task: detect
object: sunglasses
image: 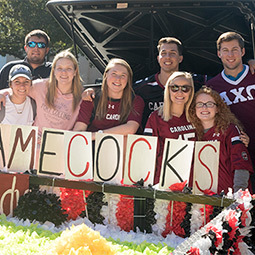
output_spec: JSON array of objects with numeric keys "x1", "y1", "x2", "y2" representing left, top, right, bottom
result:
[
  {"x1": 27, "y1": 41, "x2": 46, "y2": 49},
  {"x1": 195, "y1": 101, "x2": 217, "y2": 108},
  {"x1": 169, "y1": 84, "x2": 192, "y2": 93}
]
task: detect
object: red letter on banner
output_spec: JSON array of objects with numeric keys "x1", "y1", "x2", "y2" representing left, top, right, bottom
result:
[
  {"x1": 193, "y1": 141, "x2": 219, "y2": 194},
  {"x1": 64, "y1": 131, "x2": 93, "y2": 180},
  {"x1": 123, "y1": 134, "x2": 157, "y2": 186}
]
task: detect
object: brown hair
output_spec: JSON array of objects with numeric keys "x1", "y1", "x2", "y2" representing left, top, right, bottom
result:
[
  {"x1": 157, "y1": 37, "x2": 183, "y2": 55},
  {"x1": 189, "y1": 86, "x2": 243, "y2": 140},
  {"x1": 95, "y1": 58, "x2": 134, "y2": 123},
  {"x1": 46, "y1": 50, "x2": 83, "y2": 112},
  {"x1": 216, "y1": 32, "x2": 244, "y2": 51},
  {"x1": 24, "y1": 29, "x2": 50, "y2": 47},
  {"x1": 158, "y1": 71, "x2": 194, "y2": 121}
]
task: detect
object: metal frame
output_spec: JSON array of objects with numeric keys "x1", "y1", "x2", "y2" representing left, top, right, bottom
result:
[
  {"x1": 47, "y1": 0, "x2": 255, "y2": 79},
  {"x1": 29, "y1": 174, "x2": 234, "y2": 207}
]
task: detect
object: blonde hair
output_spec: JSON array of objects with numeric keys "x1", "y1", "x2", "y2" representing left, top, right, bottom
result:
[
  {"x1": 189, "y1": 86, "x2": 243, "y2": 140},
  {"x1": 158, "y1": 71, "x2": 194, "y2": 122},
  {"x1": 46, "y1": 50, "x2": 83, "y2": 112},
  {"x1": 96, "y1": 58, "x2": 135, "y2": 123}
]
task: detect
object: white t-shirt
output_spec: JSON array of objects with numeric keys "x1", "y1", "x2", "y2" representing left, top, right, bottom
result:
[{"x1": 1, "y1": 95, "x2": 34, "y2": 125}]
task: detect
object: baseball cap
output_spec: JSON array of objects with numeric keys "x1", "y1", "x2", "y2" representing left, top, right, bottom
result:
[{"x1": 9, "y1": 64, "x2": 32, "y2": 81}]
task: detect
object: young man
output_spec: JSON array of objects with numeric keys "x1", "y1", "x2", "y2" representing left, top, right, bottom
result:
[
  {"x1": 0, "y1": 29, "x2": 52, "y2": 89},
  {"x1": 206, "y1": 32, "x2": 255, "y2": 193},
  {"x1": 133, "y1": 37, "x2": 183, "y2": 129}
]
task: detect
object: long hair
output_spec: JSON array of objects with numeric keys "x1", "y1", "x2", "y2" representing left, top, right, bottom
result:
[
  {"x1": 158, "y1": 71, "x2": 194, "y2": 122},
  {"x1": 189, "y1": 86, "x2": 243, "y2": 140},
  {"x1": 96, "y1": 58, "x2": 134, "y2": 123},
  {"x1": 46, "y1": 50, "x2": 83, "y2": 112}
]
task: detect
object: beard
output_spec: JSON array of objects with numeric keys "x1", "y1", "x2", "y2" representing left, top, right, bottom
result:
[{"x1": 28, "y1": 56, "x2": 45, "y2": 65}]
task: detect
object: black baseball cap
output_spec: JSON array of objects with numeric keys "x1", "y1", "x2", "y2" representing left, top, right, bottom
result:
[{"x1": 9, "y1": 64, "x2": 32, "y2": 81}]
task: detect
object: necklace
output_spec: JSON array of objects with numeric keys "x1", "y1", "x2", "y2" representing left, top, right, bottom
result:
[{"x1": 12, "y1": 99, "x2": 27, "y2": 114}]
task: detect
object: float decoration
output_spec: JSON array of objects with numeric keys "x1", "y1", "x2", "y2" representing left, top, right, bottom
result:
[{"x1": 13, "y1": 187, "x2": 67, "y2": 227}]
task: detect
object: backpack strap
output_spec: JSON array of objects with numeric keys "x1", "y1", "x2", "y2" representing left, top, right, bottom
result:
[
  {"x1": 29, "y1": 98, "x2": 37, "y2": 120},
  {"x1": 0, "y1": 103, "x2": 6, "y2": 123}
]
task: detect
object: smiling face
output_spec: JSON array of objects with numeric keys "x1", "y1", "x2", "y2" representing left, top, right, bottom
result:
[
  {"x1": 24, "y1": 36, "x2": 49, "y2": 66},
  {"x1": 10, "y1": 77, "x2": 31, "y2": 103},
  {"x1": 106, "y1": 64, "x2": 129, "y2": 99},
  {"x1": 157, "y1": 43, "x2": 183, "y2": 74},
  {"x1": 169, "y1": 76, "x2": 192, "y2": 107},
  {"x1": 217, "y1": 39, "x2": 245, "y2": 75},
  {"x1": 54, "y1": 58, "x2": 77, "y2": 87},
  {"x1": 195, "y1": 93, "x2": 218, "y2": 129}
]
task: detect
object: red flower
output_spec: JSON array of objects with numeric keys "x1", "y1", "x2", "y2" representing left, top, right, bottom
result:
[
  {"x1": 187, "y1": 247, "x2": 200, "y2": 254},
  {"x1": 60, "y1": 187, "x2": 92, "y2": 220},
  {"x1": 162, "y1": 200, "x2": 187, "y2": 237},
  {"x1": 169, "y1": 180, "x2": 187, "y2": 192},
  {"x1": 116, "y1": 194, "x2": 134, "y2": 231}
]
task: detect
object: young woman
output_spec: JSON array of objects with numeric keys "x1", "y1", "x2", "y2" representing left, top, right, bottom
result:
[
  {"x1": 0, "y1": 64, "x2": 35, "y2": 125},
  {"x1": 73, "y1": 58, "x2": 144, "y2": 138},
  {"x1": 144, "y1": 71, "x2": 196, "y2": 184},
  {"x1": 189, "y1": 86, "x2": 253, "y2": 194},
  {"x1": 29, "y1": 50, "x2": 83, "y2": 137}
]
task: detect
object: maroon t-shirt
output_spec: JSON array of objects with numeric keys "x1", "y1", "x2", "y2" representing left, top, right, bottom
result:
[
  {"x1": 200, "y1": 124, "x2": 253, "y2": 194},
  {"x1": 77, "y1": 95, "x2": 144, "y2": 132},
  {"x1": 144, "y1": 111, "x2": 196, "y2": 184},
  {"x1": 207, "y1": 65, "x2": 255, "y2": 167}
]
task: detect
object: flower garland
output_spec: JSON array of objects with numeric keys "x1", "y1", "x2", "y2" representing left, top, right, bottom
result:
[
  {"x1": 48, "y1": 223, "x2": 116, "y2": 255},
  {"x1": 158, "y1": 182, "x2": 192, "y2": 238},
  {"x1": 14, "y1": 187, "x2": 67, "y2": 227},
  {"x1": 116, "y1": 193, "x2": 134, "y2": 231},
  {"x1": 174, "y1": 189, "x2": 255, "y2": 254},
  {"x1": 60, "y1": 188, "x2": 91, "y2": 220}
]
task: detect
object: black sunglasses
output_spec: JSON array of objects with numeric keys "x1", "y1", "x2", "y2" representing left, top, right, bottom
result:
[
  {"x1": 27, "y1": 41, "x2": 46, "y2": 49},
  {"x1": 169, "y1": 84, "x2": 192, "y2": 93}
]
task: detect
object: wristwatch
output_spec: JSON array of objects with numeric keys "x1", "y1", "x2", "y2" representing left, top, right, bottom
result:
[{"x1": 98, "y1": 130, "x2": 104, "y2": 133}]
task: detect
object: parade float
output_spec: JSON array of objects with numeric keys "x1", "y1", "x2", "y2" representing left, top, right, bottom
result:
[
  {"x1": 0, "y1": 124, "x2": 254, "y2": 254},
  {"x1": 0, "y1": 1, "x2": 255, "y2": 253}
]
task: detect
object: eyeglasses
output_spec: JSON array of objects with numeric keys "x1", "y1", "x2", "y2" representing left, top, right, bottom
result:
[
  {"x1": 195, "y1": 101, "x2": 217, "y2": 108},
  {"x1": 169, "y1": 84, "x2": 192, "y2": 93},
  {"x1": 27, "y1": 41, "x2": 46, "y2": 49}
]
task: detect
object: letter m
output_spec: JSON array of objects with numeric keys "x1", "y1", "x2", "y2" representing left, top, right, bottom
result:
[{"x1": 8, "y1": 128, "x2": 36, "y2": 170}]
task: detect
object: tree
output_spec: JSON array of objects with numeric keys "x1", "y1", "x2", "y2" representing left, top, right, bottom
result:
[{"x1": 0, "y1": 0, "x2": 72, "y2": 59}]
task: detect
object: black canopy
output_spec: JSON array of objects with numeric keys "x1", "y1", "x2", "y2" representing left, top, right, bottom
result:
[{"x1": 47, "y1": 0, "x2": 255, "y2": 80}]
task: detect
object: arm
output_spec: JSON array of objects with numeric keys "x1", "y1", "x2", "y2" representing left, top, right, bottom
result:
[
  {"x1": 92, "y1": 120, "x2": 139, "y2": 141},
  {"x1": 82, "y1": 88, "x2": 95, "y2": 101},
  {"x1": 73, "y1": 121, "x2": 88, "y2": 131},
  {"x1": 92, "y1": 95, "x2": 144, "y2": 139},
  {"x1": 229, "y1": 125, "x2": 253, "y2": 192},
  {"x1": 233, "y1": 170, "x2": 250, "y2": 192},
  {"x1": 0, "y1": 88, "x2": 12, "y2": 108},
  {"x1": 29, "y1": 78, "x2": 46, "y2": 99},
  {"x1": 248, "y1": 59, "x2": 255, "y2": 75},
  {"x1": 143, "y1": 111, "x2": 158, "y2": 136},
  {"x1": 73, "y1": 100, "x2": 94, "y2": 132},
  {"x1": 97, "y1": 120, "x2": 139, "y2": 135}
]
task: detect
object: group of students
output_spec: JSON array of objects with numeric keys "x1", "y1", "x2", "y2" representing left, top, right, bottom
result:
[
  {"x1": 145, "y1": 71, "x2": 252, "y2": 194},
  {"x1": 0, "y1": 29, "x2": 253, "y2": 195}
]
